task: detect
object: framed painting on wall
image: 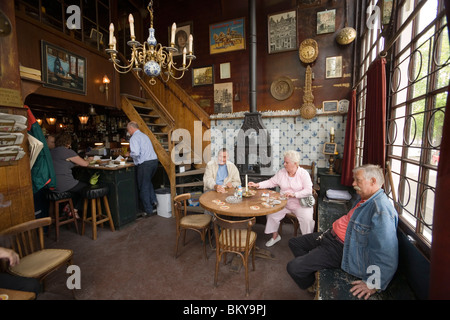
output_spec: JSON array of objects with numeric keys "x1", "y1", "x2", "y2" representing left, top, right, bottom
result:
[
  {"x1": 322, "y1": 100, "x2": 339, "y2": 113},
  {"x1": 214, "y1": 82, "x2": 233, "y2": 113},
  {"x1": 41, "y1": 40, "x2": 86, "y2": 95},
  {"x1": 317, "y1": 9, "x2": 336, "y2": 35},
  {"x1": 325, "y1": 56, "x2": 342, "y2": 79},
  {"x1": 192, "y1": 65, "x2": 214, "y2": 86},
  {"x1": 209, "y1": 18, "x2": 245, "y2": 55},
  {"x1": 268, "y1": 9, "x2": 297, "y2": 54},
  {"x1": 169, "y1": 21, "x2": 193, "y2": 57},
  {"x1": 220, "y1": 62, "x2": 231, "y2": 79}
]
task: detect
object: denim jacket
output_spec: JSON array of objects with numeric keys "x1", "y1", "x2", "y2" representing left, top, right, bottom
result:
[{"x1": 341, "y1": 189, "x2": 398, "y2": 291}]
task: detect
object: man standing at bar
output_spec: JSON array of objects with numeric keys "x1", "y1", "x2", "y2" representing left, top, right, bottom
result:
[{"x1": 126, "y1": 121, "x2": 158, "y2": 217}]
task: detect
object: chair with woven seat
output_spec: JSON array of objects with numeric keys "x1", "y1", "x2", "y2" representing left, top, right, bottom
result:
[
  {"x1": 213, "y1": 213, "x2": 257, "y2": 296},
  {"x1": 280, "y1": 161, "x2": 319, "y2": 236},
  {"x1": 46, "y1": 190, "x2": 79, "y2": 241},
  {"x1": 0, "y1": 217, "x2": 74, "y2": 294},
  {"x1": 81, "y1": 185, "x2": 115, "y2": 240},
  {"x1": 174, "y1": 193, "x2": 212, "y2": 259}
]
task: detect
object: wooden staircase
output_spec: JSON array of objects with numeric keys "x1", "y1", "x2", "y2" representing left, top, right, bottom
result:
[{"x1": 118, "y1": 69, "x2": 211, "y2": 215}]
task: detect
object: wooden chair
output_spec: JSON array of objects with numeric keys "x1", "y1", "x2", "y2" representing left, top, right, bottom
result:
[
  {"x1": 280, "y1": 161, "x2": 319, "y2": 236},
  {"x1": 0, "y1": 217, "x2": 73, "y2": 292},
  {"x1": 174, "y1": 193, "x2": 212, "y2": 259},
  {"x1": 213, "y1": 213, "x2": 257, "y2": 296}
]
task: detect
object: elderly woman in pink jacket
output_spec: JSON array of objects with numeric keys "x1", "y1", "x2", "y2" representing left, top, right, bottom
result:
[{"x1": 248, "y1": 150, "x2": 315, "y2": 247}]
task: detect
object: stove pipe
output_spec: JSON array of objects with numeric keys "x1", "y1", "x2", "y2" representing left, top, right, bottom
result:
[{"x1": 249, "y1": 0, "x2": 257, "y2": 113}]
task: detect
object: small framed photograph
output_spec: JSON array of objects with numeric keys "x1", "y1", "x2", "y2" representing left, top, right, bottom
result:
[
  {"x1": 268, "y1": 9, "x2": 297, "y2": 54},
  {"x1": 326, "y1": 56, "x2": 342, "y2": 78},
  {"x1": 214, "y1": 82, "x2": 233, "y2": 113},
  {"x1": 323, "y1": 142, "x2": 337, "y2": 155},
  {"x1": 192, "y1": 65, "x2": 214, "y2": 86},
  {"x1": 169, "y1": 21, "x2": 193, "y2": 57},
  {"x1": 209, "y1": 18, "x2": 245, "y2": 55},
  {"x1": 317, "y1": 9, "x2": 336, "y2": 35},
  {"x1": 322, "y1": 100, "x2": 339, "y2": 113},
  {"x1": 220, "y1": 62, "x2": 231, "y2": 79}
]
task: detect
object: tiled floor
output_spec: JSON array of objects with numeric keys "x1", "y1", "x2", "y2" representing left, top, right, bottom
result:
[{"x1": 38, "y1": 214, "x2": 313, "y2": 300}]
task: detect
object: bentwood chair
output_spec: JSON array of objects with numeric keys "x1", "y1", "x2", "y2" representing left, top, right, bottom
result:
[
  {"x1": 213, "y1": 213, "x2": 257, "y2": 296},
  {"x1": 0, "y1": 218, "x2": 74, "y2": 293},
  {"x1": 174, "y1": 193, "x2": 212, "y2": 259}
]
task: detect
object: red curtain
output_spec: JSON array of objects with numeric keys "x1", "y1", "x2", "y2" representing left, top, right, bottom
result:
[
  {"x1": 340, "y1": 90, "x2": 356, "y2": 186},
  {"x1": 363, "y1": 57, "x2": 387, "y2": 171}
]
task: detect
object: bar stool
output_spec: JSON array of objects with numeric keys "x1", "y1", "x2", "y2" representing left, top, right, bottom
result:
[
  {"x1": 81, "y1": 185, "x2": 115, "y2": 240},
  {"x1": 46, "y1": 190, "x2": 79, "y2": 241}
]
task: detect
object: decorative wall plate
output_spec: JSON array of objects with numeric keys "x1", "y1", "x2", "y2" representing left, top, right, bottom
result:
[
  {"x1": 270, "y1": 76, "x2": 294, "y2": 101},
  {"x1": 338, "y1": 99, "x2": 350, "y2": 113},
  {"x1": 299, "y1": 38, "x2": 319, "y2": 64}
]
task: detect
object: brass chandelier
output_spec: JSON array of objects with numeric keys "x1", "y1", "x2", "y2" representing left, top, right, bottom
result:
[{"x1": 106, "y1": 0, "x2": 196, "y2": 85}]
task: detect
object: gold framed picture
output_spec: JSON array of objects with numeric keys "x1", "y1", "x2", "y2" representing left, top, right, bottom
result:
[
  {"x1": 209, "y1": 18, "x2": 245, "y2": 55},
  {"x1": 322, "y1": 100, "x2": 339, "y2": 113},
  {"x1": 192, "y1": 65, "x2": 213, "y2": 86}
]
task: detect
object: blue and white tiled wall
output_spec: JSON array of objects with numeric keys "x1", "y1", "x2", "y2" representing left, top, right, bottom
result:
[{"x1": 210, "y1": 114, "x2": 346, "y2": 179}]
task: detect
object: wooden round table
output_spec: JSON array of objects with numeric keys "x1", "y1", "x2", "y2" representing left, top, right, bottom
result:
[{"x1": 199, "y1": 188, "x2": 287, "y2": 218}]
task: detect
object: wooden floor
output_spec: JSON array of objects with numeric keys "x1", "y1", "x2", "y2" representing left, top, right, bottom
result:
[{"x1": 38, "y1": 213, "x2": 314, "y2": 301}]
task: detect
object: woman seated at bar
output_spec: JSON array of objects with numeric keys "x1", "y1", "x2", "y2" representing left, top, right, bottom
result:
[
  {"x1": 248, "y1": 150, "x2": 314, "y2": 247},
  {"x1": 50, "y1": 132, "x2": 93, "y2": 218}
]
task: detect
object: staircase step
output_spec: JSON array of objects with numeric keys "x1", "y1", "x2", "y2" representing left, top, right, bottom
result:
[
  {"x1": 133, "y1": 104, "x2": 153, "y2": 111},
  {"x1": 139, "y1": 114, "x2": 160, "y2": 119},
  {"x1": 176, "y1": 168, "x2": 205, "y2": 177},
  {"x1": 146, "y1": 123, "x2": 167, "y2": 127},
  {"x1": 176, "y1": 181, "x2": 204, "y2": 188}
]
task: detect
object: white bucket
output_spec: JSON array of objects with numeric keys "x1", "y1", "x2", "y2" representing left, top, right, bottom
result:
[{"x1": 156, "y1": 188, "x2": 172, "y2": 218}]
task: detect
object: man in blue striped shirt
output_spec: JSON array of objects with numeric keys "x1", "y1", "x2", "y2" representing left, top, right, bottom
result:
[{"x1": 126, "y1": 121, "x2": 159, "y2": 217}]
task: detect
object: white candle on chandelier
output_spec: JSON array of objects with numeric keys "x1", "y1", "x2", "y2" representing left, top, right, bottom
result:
[
  {"x1": 331, "y1": 127, "x2": 335, "y2": 135},
  {"x1": 112, "y1": 36, "x2": 117, "y2": 51},
  {"x1": 171, "y1": 23, "x2": 177, "y2": 45},
  {"x1": 183, "y1": 47, "x2": 187, "y2": 65},
  {"x1": 189, "y1": 34, "x2": 193, "y2": 53},
  {"x1": 109, "y1": 23, "x2": 114, "y2": 47},
  {"x1": 129, "y1": 14, "x2": 135, "y2": 39}
]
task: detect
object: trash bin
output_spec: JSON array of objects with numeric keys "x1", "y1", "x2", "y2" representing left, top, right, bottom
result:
[{"x1": 155, "y1": 188, "x2": 172, "y2": 218}]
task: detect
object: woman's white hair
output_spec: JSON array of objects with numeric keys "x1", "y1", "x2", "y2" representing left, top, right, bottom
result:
[
  {"x1": 284, "y1": 150, "x2": 301, "y2": 165},
  {"x1": 353, "y1": 164, "x2": 385, "y2": 186}
]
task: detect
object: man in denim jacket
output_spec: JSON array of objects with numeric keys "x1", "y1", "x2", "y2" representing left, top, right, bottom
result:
[{"x1": 287, "y1": 164, "x2": 398, "y2": 299}]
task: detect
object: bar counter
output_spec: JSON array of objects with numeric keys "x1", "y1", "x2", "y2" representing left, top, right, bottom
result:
[{"x1": 73, "y1": 161, "x2": 139, "y2": 229}]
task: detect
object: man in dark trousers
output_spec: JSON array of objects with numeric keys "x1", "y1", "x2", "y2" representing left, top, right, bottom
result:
[
  {"x1": 287, "y1": 164, "x2": 398, "y2": 300},
  {"x1": 126, "y1": 121, "x2": 159, "y2": 217}
]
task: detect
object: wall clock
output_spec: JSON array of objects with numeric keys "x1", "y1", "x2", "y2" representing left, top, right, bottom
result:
[
  {"x1": 299, "y1": 39, "x2": 319, "y2": 119},
  {"x1": 299, "y1": 38, "x2": 319, "y2": 64}
]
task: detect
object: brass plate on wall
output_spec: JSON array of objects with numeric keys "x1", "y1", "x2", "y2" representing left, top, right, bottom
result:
[
  {"x1": 299, "y1": 38, "x2": 319, "y2": 64},
  {"x1": 270, "y1": 76, "x2": 294, "y2": 101}
]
